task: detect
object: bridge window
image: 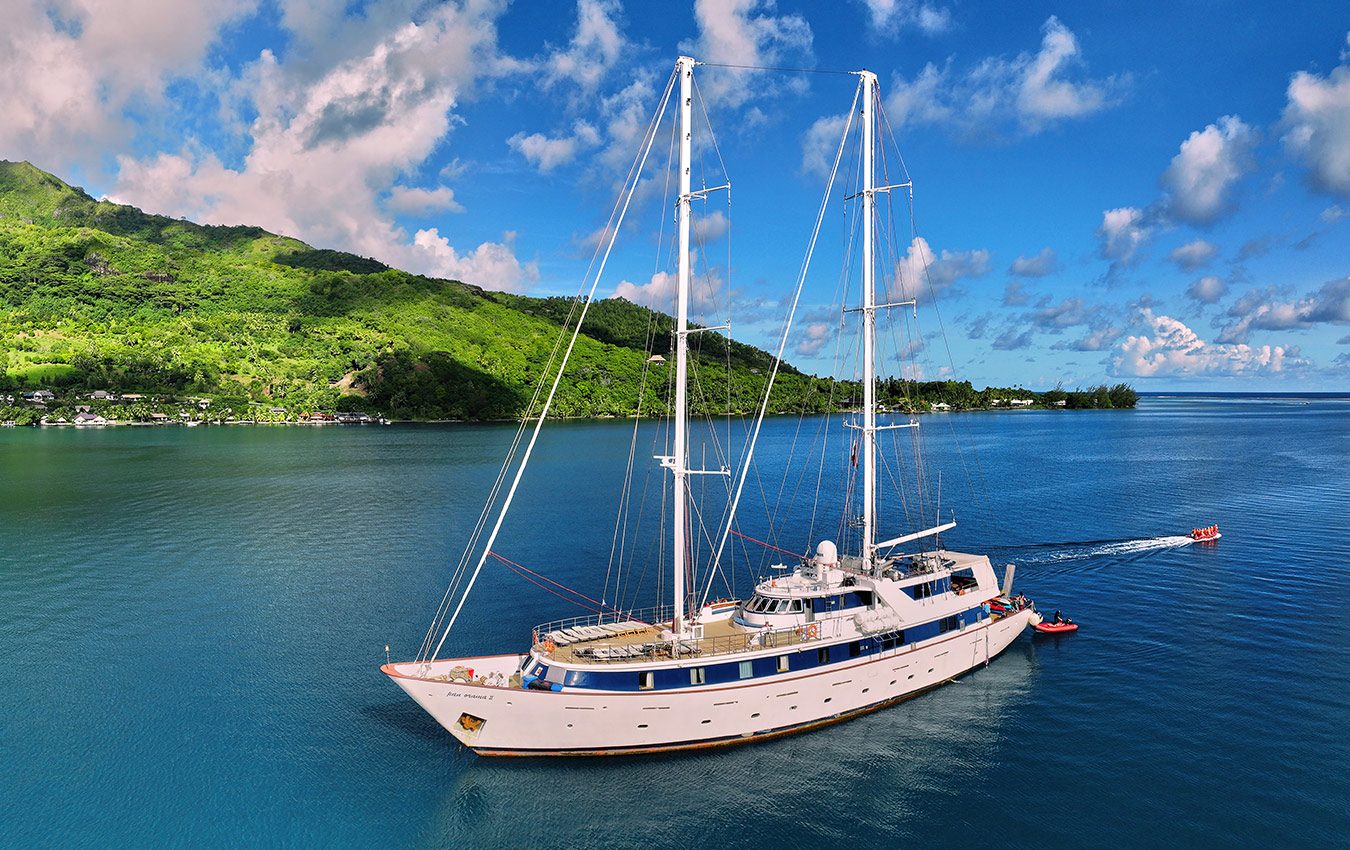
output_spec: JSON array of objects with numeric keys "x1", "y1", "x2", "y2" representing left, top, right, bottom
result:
[
  {"x1": 739, "y1": 661, "x2": 753, "y2": 679},
  {"x1": 777, "y1": 655, "x2": 790, "y2": 672},
  {"x1": 690, "y1": 667, "x2": 706, "y2": 685},
  {"x1": 817, "y1": 647, "x2": 829, "y2": 665},
  {"x1": 638, "y1": 671, "x2": 654, "y2": 690}
]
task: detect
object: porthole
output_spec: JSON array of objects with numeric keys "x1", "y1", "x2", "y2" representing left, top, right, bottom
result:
[
  {"x1": 638, "y1": 723, "x2": 648, "y2": 728},
  {"x1": 862, "y1": 688, "x2": 870, "y2": 694},
  {"x1": 824, "y1": 697, "x2": 832, "y2": 703},
  {"x1": 751, "y1": 712, "x2": 761, "y2": 718},
  {"x1": 701, "y1": 719, "x2": 711, "y2": 724}
]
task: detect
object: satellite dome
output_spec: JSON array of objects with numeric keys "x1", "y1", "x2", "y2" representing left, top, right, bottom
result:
[{"x1": 814, "y1": 540, "x2": 838, "y2": 565}]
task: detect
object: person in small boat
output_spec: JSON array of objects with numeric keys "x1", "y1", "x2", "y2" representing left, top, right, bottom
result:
[{"x1": 1053, "y1": 610, "x2": 1064, "y2": 624}]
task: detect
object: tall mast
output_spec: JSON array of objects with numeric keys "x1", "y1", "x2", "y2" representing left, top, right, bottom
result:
[
  {"x1": 672, "y1": 55, "x2": 695, "y2": 634},
  {"x1": 860, "y1": 70, "x2": 877, "y2": 568}
]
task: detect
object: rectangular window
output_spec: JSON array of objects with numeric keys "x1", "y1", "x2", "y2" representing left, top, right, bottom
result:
[
  {"x1": 939, "y1": 615, "x2": 959, "y2": 634},
  {"x1": 818, "y1": 647, "x2": 830, "y2": 665},
  {"x1": 739, "y1": 661, "x2": 753, "y2": 679},
  {"x1": 638, "y1": 671, "x2": 654, "y2": 690},
  {"x1": 848, "y1": 641, "x2": 862, "y2": 658},
  {"x1": 690, "y1": 667, "x2": 706, "y2": 685},
  {"x1": 776, "y1": 655, "x2": 790, "y2": 673}
]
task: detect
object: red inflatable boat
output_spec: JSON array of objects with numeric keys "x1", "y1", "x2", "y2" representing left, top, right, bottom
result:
[{"x1": 1034, "y1": 621, "x2": 1079, "y2": 634}]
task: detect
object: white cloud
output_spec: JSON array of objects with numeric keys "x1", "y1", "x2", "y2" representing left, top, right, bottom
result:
[
  {"x1": 1186, "y1": 275, "x2": 1228, "y2": 305},
  {"x1": 1002, "y1": 282, "x2": 1032, "y2": 306},
  {"x1": 1217, "y1": 278, "x2": 1350, "y2": 343},
  {"x1": 541, "y1": 0, "x2": 625, "y2": 92},
  {"x1": 385, "y1": 185, "x2": 465, "y2": 214},
  {"x1": 1008, "y1": 247, "x2": 1060, "y2": 277},
  {"x1": 886, "y1": 17, "x2": 1122, "y2": 138},
  {"x1": 508, "y1": 121, "x2": 600, "y2": 172},
  {"x1": 693, "y1": 209, "x2": 730, "y2": 242},
  {"x1": 1098, "y1": 206, "x2": 1152, "y2": 264},
  {"x1": 1281, "y1": 36, "x2": 1350, "y2": 196},
  {"x1": 891, "y1": 236, "x2": 991, "y2": 300},
  {"x1": 411, "y1": 229, "x2": 538, "y2": 292},
  {"x1": 0, "y1": 0, "x2": 256, "y2": 167},
  {"x1": 109, "y1": 2, "x2": 536, "y2": 293},
  {"x1": 801, "y1": 113, "x2": 851, "y2": 177},
  {"x1": 859, "y1": 0, "x2": 951, "y2": 35},
  {"x1": 795, "y1": 321, "x2": 832, "y2": 356},
  {"x1": 1161, "y1": 115, "x2": 1258, "y2": 224},
  {"x1": 1168, "y1": 239, "x2": 1219, "y2": 271},
  {"x1": 681, "y1": 0, "x2": 814, "y2": 109},
  {"x1": 1112, "y1": 309, "x2": 1307, "y2": 377}
]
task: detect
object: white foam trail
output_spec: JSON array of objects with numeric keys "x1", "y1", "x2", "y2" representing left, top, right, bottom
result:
[{"x1": 1028, "y1": 536, "x2": 1195, "y2": 564}]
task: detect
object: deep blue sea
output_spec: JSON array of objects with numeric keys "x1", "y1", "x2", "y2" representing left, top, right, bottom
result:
[{"x1": 2, "y1": 396, "x2": 1347, "y2": 848}]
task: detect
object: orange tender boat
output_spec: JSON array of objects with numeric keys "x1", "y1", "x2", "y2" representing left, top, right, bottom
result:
[{"x1": 1190, "y1": 524, "x2": 1221, "y2": 542}]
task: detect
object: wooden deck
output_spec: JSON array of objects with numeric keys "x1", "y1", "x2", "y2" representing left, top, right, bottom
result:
[{"x1": 541, "y1": 616, "x2": 815, "y2": 665}]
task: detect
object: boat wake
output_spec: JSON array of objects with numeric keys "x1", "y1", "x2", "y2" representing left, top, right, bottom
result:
[{"x1": 993, "y1": 535, "x2": 1196, "y2": 566}]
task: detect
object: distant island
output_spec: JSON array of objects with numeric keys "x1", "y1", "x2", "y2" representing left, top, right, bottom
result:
[{"x1": 0, "y1": 160, "x2": 1135, "y2": 425}]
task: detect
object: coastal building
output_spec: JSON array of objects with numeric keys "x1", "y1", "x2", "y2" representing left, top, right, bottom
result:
[
  {"x1": 1010, "y1": 399, "x2": 1034, "y2": 407},
  {"x1": 931, "y1": 401, "x2": 951, "y2": 411},
  {"x1": 73, "y1": 412, "x2": 108, "y2": 426}
]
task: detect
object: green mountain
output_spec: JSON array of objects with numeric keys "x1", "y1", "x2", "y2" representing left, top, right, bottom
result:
[{"x1": 0, "y1": 160, "x2": 837, "y2": 419}]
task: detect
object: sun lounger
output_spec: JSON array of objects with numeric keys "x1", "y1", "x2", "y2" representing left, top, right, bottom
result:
[{"x1": 545, "y1": 630, "x2": 572, "y2": 645}]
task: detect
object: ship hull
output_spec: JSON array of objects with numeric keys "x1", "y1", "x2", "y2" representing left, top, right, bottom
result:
[{"x1": 383, "y1": 608, "x2": 1034, "y2": 757}]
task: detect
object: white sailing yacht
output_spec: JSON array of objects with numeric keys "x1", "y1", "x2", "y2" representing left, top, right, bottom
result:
[{"x1": 383, "y1": 57, "x2": 1041, "y2": 756}]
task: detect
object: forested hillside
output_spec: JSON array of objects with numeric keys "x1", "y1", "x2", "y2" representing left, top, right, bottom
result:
[{"x1": 0, "y1": 161, "x2": 1133, "y2": 422}]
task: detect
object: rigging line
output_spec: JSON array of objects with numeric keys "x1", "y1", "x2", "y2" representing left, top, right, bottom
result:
[
  {"x1": 699, "y1": 78, "x2": 862, "y2": 611},
  {"x1": 427, "y1": 67, "x2": 677, "y2": 662},
  {"x1": 497, "y1": 559, "x2": 607, "y2": 616},
  {"x1": 697, "y1": 60, "x2": 856, "y2": 76},
  {"x1": 488, "y1": 551, "x2": 628, "y2": 617},
  {"x1": 604, "y1": 98, "x2": 680, "y2": 607},
  {"x1": 730, "y1": 528, "x2": 808, "y2": 559}
]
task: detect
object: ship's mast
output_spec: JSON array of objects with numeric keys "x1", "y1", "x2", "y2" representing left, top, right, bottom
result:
[
  {"x1": 860, "y1": 69, "x2": 877, "y2": 568},
  {"x1": 671, "y1": 55, "x2": 694, "y2": 634}
]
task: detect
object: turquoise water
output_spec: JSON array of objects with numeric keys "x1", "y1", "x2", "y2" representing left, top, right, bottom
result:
[{"x1": 2, "y1": 397, "x2": 1347, "y2": 847}]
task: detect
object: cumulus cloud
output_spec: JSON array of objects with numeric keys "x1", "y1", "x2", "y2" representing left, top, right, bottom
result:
[
  {"x1": 1186, "y1": 275, "x2": 1228, "y2": 305},
  {"x1": 694, "y1": 210, "x2": 730, "y2": 242},
  {"x1": 1160, "y1": 115, "x2": 1258, "y2": 224},
  {"x1": 1031, "y1": 297, "x2": 1096, "y2": 331},
  {"x1": 385, "y1": 185, "x2": 465, "y2": 214},
  {"x1": 891, "y1": 236, "x2": 991, "y2": 300},
  {"x1": 540, "y1": 0, "x2": 625, "y2": 92},
  {"x1": 412, "y1": 229, "x2": 539, "y2": 292},
  {"x1": 681, "y1": 0, "x2": 813, "y2": 109},
  {"x1": 109, "y1": 2, "x2": 536, "y2": 292},
  {"x1": 1098, "y1": 206, "x2": 1153, "y2": 265},
  {"x1": 858, "y1": 0, "x2": 951, "y2": 36},
  {"x1": 1281, "y1": 35, "x2": 1350, "y2": 196},
  {"x1": 611, "y1": 263, "x2": 725, "y2": 312},
  {"x1": 1008, "y1": 247, "x2": 1061, "y2": 278},
  {"x1": 1054, "y1": 325, "x2": 1121, "y2": 351},
  {"x1": 508, "y1": 120, "x2": 600, "y2": 171},
  {"x1": 795, "y1": 321, "x2": 833, "y2": 356},
  {"x1": 992, "y1": 327, "x2": 1033, "y2": 350},
  {"x1": 885, "y1": 17, "x2": 1123, "y2": 139},
  {"x1": 1002, "y1": 281, "x2": 1032, "y2": 306},
  {"x1": 1112, "y1": 309, "x2": 1308, "y2": 377},
  {"x1": 1216, "y1": 277, "x2": 1350, "y2": 343},
  {"x1": 1168, "y1": 239, "x2": 1219, "y2": 271},
  {"x1": 0, "y1": 0, "x2": 257, "y2": 168},
  {"x1": 801, "y1": 113, "x2": 851, "y2": 177}
]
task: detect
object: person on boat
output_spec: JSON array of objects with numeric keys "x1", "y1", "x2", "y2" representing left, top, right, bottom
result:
[{"x1": 1053, "y1": 610, "x2": 1064, "y2": 624}]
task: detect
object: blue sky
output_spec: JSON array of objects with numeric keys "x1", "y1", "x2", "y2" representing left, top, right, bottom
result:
[{"x1": 3, "y1": 1, "x2": 1348, "y2": 390}]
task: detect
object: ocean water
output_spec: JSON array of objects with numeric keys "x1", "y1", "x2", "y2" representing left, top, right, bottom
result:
[{"x1": 2, "y1": 396, "x2": 1347, "y2": 848}]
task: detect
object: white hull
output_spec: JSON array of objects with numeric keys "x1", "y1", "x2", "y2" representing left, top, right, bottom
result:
[{"x1": 384, "y1": 608, "x2": 1035, "y2": 756}]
